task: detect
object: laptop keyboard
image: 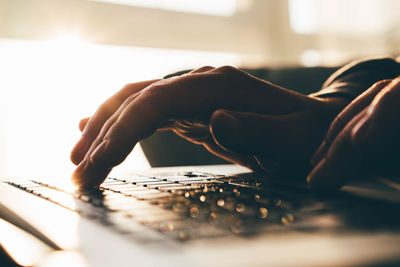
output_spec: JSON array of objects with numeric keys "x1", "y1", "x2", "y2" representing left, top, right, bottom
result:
[{"x1": 5, "y1": 172, "x2": 342, "y2": 242}]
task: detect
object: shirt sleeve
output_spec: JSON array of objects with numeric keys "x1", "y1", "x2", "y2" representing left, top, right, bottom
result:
[{"x1": 311, "y1": 56, "x2": 400, "y2": 100}]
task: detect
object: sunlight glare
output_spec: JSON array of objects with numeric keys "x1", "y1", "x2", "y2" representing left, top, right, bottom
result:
[
  {"x1": 0, "y1": 38, "x2": 240, "y2": 180},
  {"x1": 51, "y1": 33, "x2": 86, "y2": 45}
]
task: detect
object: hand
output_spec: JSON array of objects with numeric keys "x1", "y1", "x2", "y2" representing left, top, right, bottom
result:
[
  {"x1": 71, "y1": 66, "x2": 347, "y2": 188},
  {"x1": 308, "y1": 77, "x2": 400, "y2": 190}
]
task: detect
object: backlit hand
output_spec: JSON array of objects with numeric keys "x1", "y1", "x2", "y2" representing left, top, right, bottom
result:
[
  {"x1": 71, "y1": 66, "x2": 347, "y2": 188},
  {"x1": 308, "y1": 78, "x2": 400, "y2": 190}
]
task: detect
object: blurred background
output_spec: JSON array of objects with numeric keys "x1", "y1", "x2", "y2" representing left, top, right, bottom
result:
[{"x1": 0, "y1": 0, "x2": 399, "y2": 178}]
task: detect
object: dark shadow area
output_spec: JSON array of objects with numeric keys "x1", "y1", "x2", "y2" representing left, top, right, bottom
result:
[
  {"x1": 0, "y1": 245, "x2": 21, "y2": 267},
  {"x1": 141, "y1": 66, "x2": 339, "y2": 167}
]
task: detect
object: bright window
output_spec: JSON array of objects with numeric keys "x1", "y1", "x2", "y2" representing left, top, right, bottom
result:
[
  {"x1": 288, "y1": 0, "x2": 317, "y2": 35},
  {"x1": 0, "y1": 37, "x2": 240, "y2": 179},
  {"x1": 92, "y1": 0, "x2": 237, "y2": 16},
  {"x1": 289, "y1": 0, "x2": 400, "y2": 36}
]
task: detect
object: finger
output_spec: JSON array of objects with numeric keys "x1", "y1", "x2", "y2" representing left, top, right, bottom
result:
[
  {"x1": 253, "y1": 155, "x2": 282, "y2": 176},
  {"x1": 312, "y1": 109, "x2": 368, "y2": 167},
  {"x1": 79, "y1": 117, "x2": 90, "y2": 132},
  {"x1": 71, "y1": 91, "x2": 146, "y2": 187},
  {"x1": 164, "y1": 117, "x2": 264, "y2": 171},
  {"x1": 210, "y1": 110, "x2": 278, "y2": 153},
  {"x1": 203, "y1": 136, "x2": 263, "y2": 172},
  {"x1": 209, "y1": 109, "x2": 307, "y2": 170},
  {"x1": 307, "y1": 109, "x2": 369, "y2": 190},
  {"x1": 169, "y1": 119, "x2": 263, "y2": 171},
  {"x1": 365, "y1": 77, "x2": 400, "y2": 119},
  {"x1": 73, "y1": 66, "x2": 308, "y2": 187},
  {"x1": 172, "y1": 120, "x2": 211, "y2": 144},
  {"x1": 308, "y1": 78, "x2": 400, "y2": 190},
  {"x1": 351, "y1": 77, "x2": 400, "y2": 145},
  {"x1": 327, "y1": 80, "x2": 392, "y2": 141},
  {"x1": 189, "y1": 66, "x2": 215, "y2": 74},
  {"x1": 71, "y1": 90, "x2": 141, "y2": 165},
  {"x1": 72, "y1": 90, "x2": 169, "y2": 188},
  {"x1": 311, "y1": 80, "x2": 391, "y2": 165},
  {"x1": 350, "y1": 77, "x2": 400, "y2": 176},
  {"x1": 70, "y1": 79, "x2": 160, "y2": 165}
]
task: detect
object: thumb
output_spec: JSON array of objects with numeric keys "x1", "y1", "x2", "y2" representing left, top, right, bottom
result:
[{"x1": 209, "y1": 109, "x2": 295, "y2": 158}]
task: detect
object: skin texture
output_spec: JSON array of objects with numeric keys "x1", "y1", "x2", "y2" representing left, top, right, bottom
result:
[
  {"x1": 308, "y1": 77, "x2": 400, "y2": 190},
  {"x1": 70, "y1": 66, "x2": 348, "y2": 188}
]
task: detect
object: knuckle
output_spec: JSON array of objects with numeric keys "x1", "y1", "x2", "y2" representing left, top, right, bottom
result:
[
  {"x1": 140, "y1": 85, "x2": 170, "y2": 110},
  {"x1": 386, "y1": 78, "x2": 400, "y2": 94},
  {"x1": 124, "y1": 93, "x2": 137, "y2": 103},
  {"x1": 372, "y1": 79, "x2": 392, "y2": 88},
  {"x1": 374, "y1": 80, "x2": 400, "y2": 107},
  {"x1": 335, "y1": 131, "x2": 350, "y2": 145},
  {"x1": 122, "y1": 83, "x2": 135, "y2": 90},
  {"x1": 98, "y1": 101, "x2": 113, "y2": 115},
  {"x1": 214, "y1": 65, "x2": 239, "y2": 74},
  {"x1": 192, "y1": 66, "x2": 215, "y2": 73},
  {"x1": 117, "y1": 93, "x2": 138, "y2": 111},
  {"x1": 120, "y1": 83, "x2": 137, "y2": 94},
  {"x1": 144, "y1": 83, "x2": 169, "y2": 98},
  {"x1": 149, "y1": 77, "x2": 175, "y2": 89}
]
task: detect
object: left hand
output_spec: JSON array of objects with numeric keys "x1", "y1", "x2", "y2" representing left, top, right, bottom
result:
[
  {"x1": 71, "y1": 66, "x2": 348, "y2": 188},
  {"x1": 308, "y1": 77, "x2": 400, "y2": 190}
]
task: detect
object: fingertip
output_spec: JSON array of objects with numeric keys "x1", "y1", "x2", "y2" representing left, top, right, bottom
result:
[
  {"x1": 70, "y1": 151, "x2": 84, "y2": 165},
  {"x1": 79, "y1": 117, "x2": 91, "y2": 132},
  {"x1": 71, "y1": 159, "x2": 110, "y2": 189},
  {"x1": 70, "y1": 137, "x2": 89, "y2": 165},
  {"x1": 311, "y1": 140, "x2": 327, "y2": 166},
  {"x1": 87, "y1": 136, "x2": 132, "y2": 174},
  {"x1": 89, "y1": 140, "x2": 108, "y2": 167},
  {"x1": 349, "y1": 115, "x2": 371, "y2": 145},
  {"x1": 307, "y1": 158, "x2": 342, "y2": 191},
  {"x1": 307, "y1": 158, "x2": 325, "y2": 185}
]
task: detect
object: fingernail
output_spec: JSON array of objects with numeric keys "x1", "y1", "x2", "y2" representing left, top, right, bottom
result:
[
  {"x1": 89, "y1": 140, "x2": 108, "y2": 166},
  {"x1": 311, "y1": 140, "x2": 327, "y2": 166}
]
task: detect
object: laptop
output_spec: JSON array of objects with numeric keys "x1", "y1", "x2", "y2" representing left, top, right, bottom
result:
[{"x1": 1, "y1": 159, "x2": 400, "y2": 267}]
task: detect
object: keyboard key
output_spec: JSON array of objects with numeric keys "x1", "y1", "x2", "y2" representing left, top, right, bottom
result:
[{"x1": 6, "y1": 170, "x2": 334, "y2": 243}]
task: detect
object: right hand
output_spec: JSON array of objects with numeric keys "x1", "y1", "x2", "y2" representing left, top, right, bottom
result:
[{"x1": 308, "y1": 77, "x2": 400, "y2": 190}]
